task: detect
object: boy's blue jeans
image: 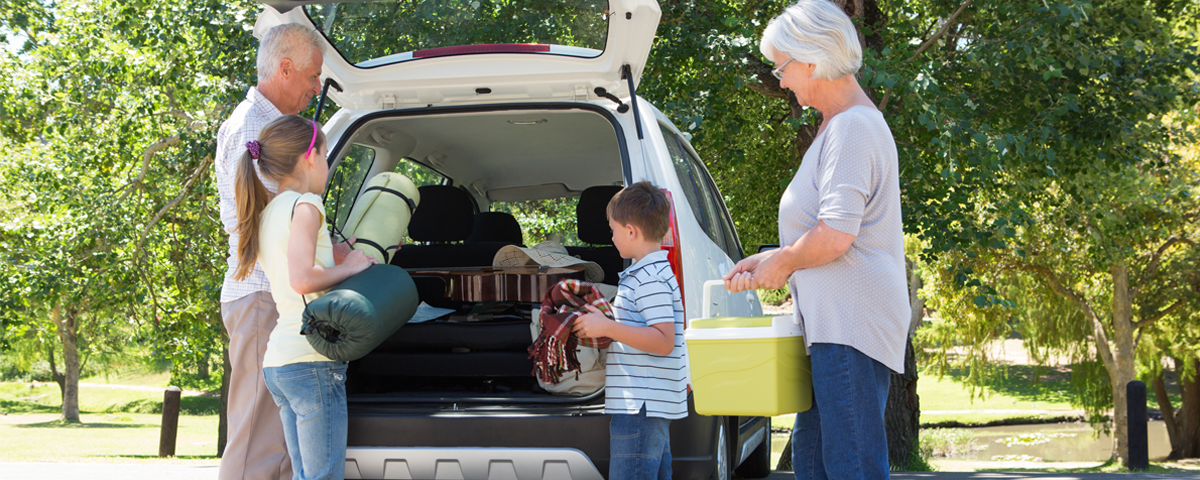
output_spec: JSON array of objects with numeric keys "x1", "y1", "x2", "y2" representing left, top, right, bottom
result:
[
  {"x1": 792, "y1": 343, "x2": 892, "y2": 480},
  {"x1": 263, "y1": 361, "x2": 348, "y2": 480},
  {"x1": 609, "y1": 404, "x2": 672, "y2": 480}
]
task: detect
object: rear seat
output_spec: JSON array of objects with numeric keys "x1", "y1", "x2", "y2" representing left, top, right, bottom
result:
[
  {"x1": 567, "y1": 186, "x2": 625, "y2": 286},
  {"x1": 466, "y1": 212, "x2": 523, "y2": 245},
  {"x1": 390, "y1": 186, "x2": 521, "y2": 268}
]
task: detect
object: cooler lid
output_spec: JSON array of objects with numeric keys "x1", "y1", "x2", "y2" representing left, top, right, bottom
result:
[
  {"x1": 691, "y1": 317, "x2": 774, "y2": 329},
  {"x1": 685, "y1": 315, "x2": 804, "y2": 340}
]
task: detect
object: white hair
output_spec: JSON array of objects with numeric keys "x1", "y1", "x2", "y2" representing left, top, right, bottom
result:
[
  {"x1": 257, "y1": 23, "x2": 325, "y2": 84},
  {"x1": 760, "y1": 0, "x2": 862, "y2": 81}
]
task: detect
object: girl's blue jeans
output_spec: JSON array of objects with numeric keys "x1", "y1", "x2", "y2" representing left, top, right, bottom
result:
[
  {"x1": 263, "y1": 361, "x2": 348, "y2": 480},
  {"x1": 792, "y1": 343, "x2": 892, "y2": 480},
  {"x1": 609, "y1": 404, "x2": 673, "y2": 480}
]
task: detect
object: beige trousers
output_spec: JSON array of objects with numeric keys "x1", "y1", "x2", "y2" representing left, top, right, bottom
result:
[{"x1": 220, "y1": 291, "x2": 292, "y2": 480}]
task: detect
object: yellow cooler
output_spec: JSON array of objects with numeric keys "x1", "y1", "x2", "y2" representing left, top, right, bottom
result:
[{"x1": 686, "y1": 281, "x2": 812, "y2": 416}]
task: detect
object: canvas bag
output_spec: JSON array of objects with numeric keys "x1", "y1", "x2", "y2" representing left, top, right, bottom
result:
[{"x1": 529, "y1": 308, "x2": 607, "y2": 396}]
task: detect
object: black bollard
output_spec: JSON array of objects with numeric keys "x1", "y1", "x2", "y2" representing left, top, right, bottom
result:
[
  {"x1": 1126, "y1": 380, "x2": 1148, "y2": 470},
  {"x1": 159, "y1": 386, "x2": 182, "y2": 458}
]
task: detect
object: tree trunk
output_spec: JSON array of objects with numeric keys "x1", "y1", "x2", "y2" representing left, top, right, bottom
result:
[
  {"x1": 218, "y1": 344, "x2": 231, "y2": 457},
  {"x1": 885, "y1": 339, "x2": 920, "y2": 468},
  {"x1": 1154, "y1": 369, "x2": 1182, "y2": 459},
  {"x1": 51, "y1": 304, "x2": 81, "y2": 423},
  {"x1": 1178, "y1": 357, "x2": 1200, "y2": 458},
  {"x1": 907, "y1": 258, "x2": 925, "y2": 337},
  {"x1": 1108, "y1": 264, "x2": 1136, "y2": 465},
  {"x1": 198, "y1": 356, "x2": 210, "y2": 381}
]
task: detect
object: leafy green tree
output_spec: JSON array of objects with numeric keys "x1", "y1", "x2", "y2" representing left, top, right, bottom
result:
[
  {"x1": 894, "y1": 0, "x2": 1200, "y2": 464},
  {"x1": 0, "y1": 0, "x2": 258, "y2": 430}
]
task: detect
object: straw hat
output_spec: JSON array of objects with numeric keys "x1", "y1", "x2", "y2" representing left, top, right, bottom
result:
[{"x1": 493, "y1": 240, "x2": 605, "y2": 284}]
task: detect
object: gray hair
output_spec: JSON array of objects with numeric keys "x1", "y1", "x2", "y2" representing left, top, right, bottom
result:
[
  {"x1": 257, "y1": 23, "x2": 325, "y2": 84},
  {"x1": 760, "y1": 0, "x2": 862, "y2": 81}
]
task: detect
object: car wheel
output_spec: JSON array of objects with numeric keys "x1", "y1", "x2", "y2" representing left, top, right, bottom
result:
[
  {"x1": 710, "y1": 420, "x2": 730, "y2": 480},
  {"x1": 733, "y1": 430, "x2": 772, "y2": 479}
]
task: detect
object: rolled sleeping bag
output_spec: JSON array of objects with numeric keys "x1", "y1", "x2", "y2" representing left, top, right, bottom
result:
[
  {"x1": 342, "y1": 172, "x2": 420, "y2": 264},
  {"x1": 301, "y1": 264, "x2": 420, "y2": 363}
]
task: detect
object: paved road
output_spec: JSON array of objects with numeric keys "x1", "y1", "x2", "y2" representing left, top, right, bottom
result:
[{"x1": 3, "y1": 463, "x2": 1199, "y2": 480}]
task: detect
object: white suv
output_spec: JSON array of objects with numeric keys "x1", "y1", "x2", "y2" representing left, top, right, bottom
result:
[{"x1": 254, "y1": 1, "x2": 769, "y2": 479}]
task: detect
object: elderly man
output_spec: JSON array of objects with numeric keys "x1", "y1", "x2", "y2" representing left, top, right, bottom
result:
[{"x1": 215, "y1": 23, "x2": 324, "y2": 480}]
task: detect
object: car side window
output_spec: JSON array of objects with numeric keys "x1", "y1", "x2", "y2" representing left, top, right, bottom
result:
[
  {"x1": 686, "y1": 146, "x2": 745, "y2": 261},
  {"x1": 326, "y1": 144, "x2": 376, "y2": 231},
  {"x1": 659, "y1": 123, "x2": 728, "y2": 253},
  {"x1": 395, "y1": 157, "x2": 446, "y2": 188}
]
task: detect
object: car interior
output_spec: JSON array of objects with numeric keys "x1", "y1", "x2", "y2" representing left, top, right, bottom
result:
[{"x1": 327, "y1": 107, "x2": 629, "y2": 403}]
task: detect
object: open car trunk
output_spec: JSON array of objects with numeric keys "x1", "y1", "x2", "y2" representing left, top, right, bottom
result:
[{"x1": 324, "y1": 104, "x2": 630, "y2": 408}]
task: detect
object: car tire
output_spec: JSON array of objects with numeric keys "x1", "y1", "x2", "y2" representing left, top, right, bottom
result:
[
  {"x1": 733, "y1": 429, "x2": 772, "y2": 479},
  {"x1": 710, "y1": 420, "x2": 731, "y2": 480}
]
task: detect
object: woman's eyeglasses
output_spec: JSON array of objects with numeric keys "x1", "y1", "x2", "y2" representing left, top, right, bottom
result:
[{"x1": 772, "y1": 58, "x2": 795, "y2": 81}]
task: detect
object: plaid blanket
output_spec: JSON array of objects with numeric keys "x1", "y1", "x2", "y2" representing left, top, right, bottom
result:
[{"x1": 529, "y1": 279, "x2": 614, "y2": 384}]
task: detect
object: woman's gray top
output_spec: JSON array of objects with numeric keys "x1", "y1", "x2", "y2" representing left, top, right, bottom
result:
[{"x1": 779, "y1": 105, "x2": 911, "y2": 373}]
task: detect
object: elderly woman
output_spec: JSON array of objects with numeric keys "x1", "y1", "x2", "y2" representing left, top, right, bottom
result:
[{"x1": 723, "y1": 0, "x2": 910, "y2": 477}]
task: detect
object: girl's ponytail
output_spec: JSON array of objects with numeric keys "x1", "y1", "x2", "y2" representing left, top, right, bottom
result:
[{"x1": 233, "y1": 145, "x2": 269, "y2": 281}]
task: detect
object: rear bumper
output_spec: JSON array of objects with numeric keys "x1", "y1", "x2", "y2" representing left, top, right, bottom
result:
[
  {"x1": 345, "y1": 447, "x2": 603, "y2": 480},
  {"x1": 347, "y1": 401, "x2": 719, "y2": 479}
]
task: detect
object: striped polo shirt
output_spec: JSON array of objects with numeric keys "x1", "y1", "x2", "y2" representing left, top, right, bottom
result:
[{"x1": 605, "y1": 250, "x2": 690, "y2": 420}]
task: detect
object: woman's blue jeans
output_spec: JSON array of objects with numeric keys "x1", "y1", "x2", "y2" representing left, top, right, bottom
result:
[
  {"x1": 609, "y1": 404, "x2": 673, "y2": 480},
  {"x1": 792, "y1": 343, "x2": 892, "y2": 480},
  {"x1": 263, "y1": 361, "x2": 348, "y2": 480}
]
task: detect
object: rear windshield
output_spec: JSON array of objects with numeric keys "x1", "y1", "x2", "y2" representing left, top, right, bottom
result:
[{"x1": 307, "y1": 0, "x2": 610, "y2": 68}]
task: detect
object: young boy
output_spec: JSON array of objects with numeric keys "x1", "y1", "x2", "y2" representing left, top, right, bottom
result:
[{"x1": 572, "y1": 181, "x2": 688, "y2": 480}]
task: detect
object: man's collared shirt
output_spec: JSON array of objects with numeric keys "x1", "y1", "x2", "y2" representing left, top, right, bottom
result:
[{"x1": 215, "y1": 87, "x2": 283, "y2": 303}]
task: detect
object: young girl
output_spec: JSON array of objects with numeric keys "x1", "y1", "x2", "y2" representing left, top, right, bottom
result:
[{"x1": 233, "y1": 114, "x2": 374, "y2": 480}]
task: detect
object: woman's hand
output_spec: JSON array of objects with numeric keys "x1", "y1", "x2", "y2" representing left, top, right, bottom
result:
[
  {"x1": 746, "y1": 250, "x2": 793, "y2": 290},
  {"x1": 723, "y1": 251, "x2": 773, "y2": 293}
]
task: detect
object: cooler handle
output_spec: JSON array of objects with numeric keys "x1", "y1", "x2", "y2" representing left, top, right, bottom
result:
[{"x1": 698, "y1": 279, "x2": 726, "y2": 327}]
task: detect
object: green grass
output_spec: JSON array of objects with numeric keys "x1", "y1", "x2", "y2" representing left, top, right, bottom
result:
[
  {"x1": 0, "y1": 382, "x2": 220, "y2": 415},
  {"x1": 918, "y1": 365, "x2": 1078, "y2": 413},
  {"x1": 0, "y1": 413, "x2": 220, "y2": 461},
  {"x1": 80, "y1": 370, "x2": 173, "y2": 388}
]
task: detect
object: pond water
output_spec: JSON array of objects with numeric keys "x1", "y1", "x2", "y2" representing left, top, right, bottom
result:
[{"x1": 770, "y1": 421, "x2": 1172, "y2": 463}]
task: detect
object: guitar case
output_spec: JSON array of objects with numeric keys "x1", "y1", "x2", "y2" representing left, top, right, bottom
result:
[
  {"x1": 301, "y1": 264, "x2": 420, "y2": 362},
  {"x1": 342, "y1": 172, "x2": 420, "y2": 264}
]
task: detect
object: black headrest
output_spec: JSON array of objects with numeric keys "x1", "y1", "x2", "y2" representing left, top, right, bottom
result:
[
  {"x1": 466, "y1": 212, "x2": 524, "y2": 244},
  {"x1": 408, "y1": 185, "x2": 475, "y2": 242},
  {"x1": 577, "y1": 185, "x2": 622, "y2": 245}
]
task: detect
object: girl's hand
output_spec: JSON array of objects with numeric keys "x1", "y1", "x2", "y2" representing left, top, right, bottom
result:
[
  {"x1": 571, "y1": 305, "x2": 611, "y2": 339},
  {"x1": 342, "y1": 249, "x2": 375, "y2": 275},
  {"x1": 333, "y1": 236, "x2": 357, "y2": 265}
]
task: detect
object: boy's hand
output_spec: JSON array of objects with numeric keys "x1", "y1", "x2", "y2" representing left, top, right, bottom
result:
[{"x1": 571, "y1": 305, "x2": 612, "y2": 339}]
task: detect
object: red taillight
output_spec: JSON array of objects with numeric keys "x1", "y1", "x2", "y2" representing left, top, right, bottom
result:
[
  {"x1": 660, "y1": 190, "x2": 685, "y2": 317},
  {"x1": 413, "y1": 43, "x2": 551, "y2": 58}
]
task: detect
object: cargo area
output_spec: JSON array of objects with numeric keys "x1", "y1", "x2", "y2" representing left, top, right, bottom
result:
[{"x1": 326, "y1": 106, "x2": 629, "y2": 406}]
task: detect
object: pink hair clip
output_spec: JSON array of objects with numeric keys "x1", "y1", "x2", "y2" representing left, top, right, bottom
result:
[{"x1": 245, "y1": 140, "x2": 262, "y2": 159}]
